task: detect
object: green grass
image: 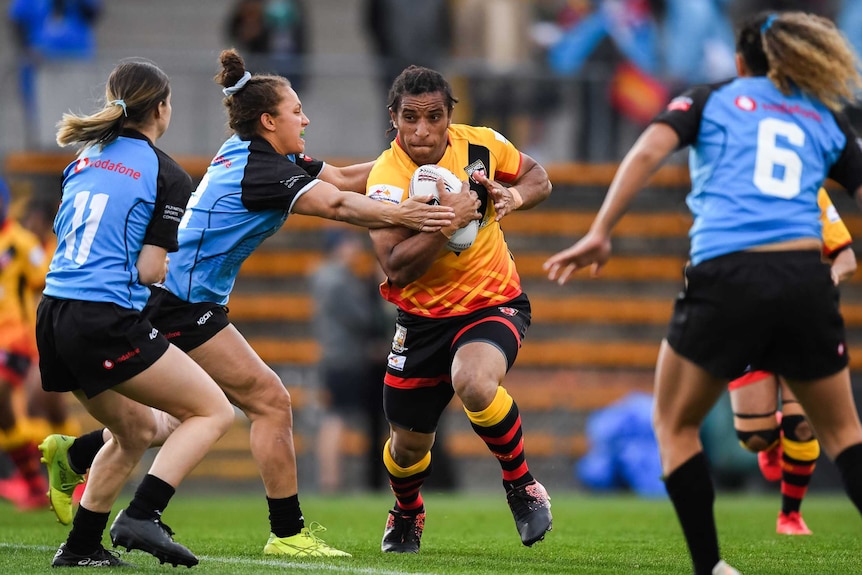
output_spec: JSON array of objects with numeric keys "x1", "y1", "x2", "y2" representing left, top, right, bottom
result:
[{"x1": 1, "y1": 490, "x2": 860, "y2": 574}]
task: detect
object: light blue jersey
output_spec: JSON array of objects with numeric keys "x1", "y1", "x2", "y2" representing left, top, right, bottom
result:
[
  {"x1": 44, "y1": 131, "x2": 192, "y2": 310},
  {"x1": 164, "y1": 135, "x2": 323, "y2": 305},
  {"x1": 655, "y1": 77, "x2": 861, "y2": 265}
]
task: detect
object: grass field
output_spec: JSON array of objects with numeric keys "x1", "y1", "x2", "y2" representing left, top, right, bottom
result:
[{"x1": 1, "y1": 490, "x2": 860, "y2": 574}]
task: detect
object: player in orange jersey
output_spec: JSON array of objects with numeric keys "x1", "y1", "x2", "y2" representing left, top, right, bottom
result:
[
  {"x1": 730, "y1": 188, "x2": 857, "y2": 536},
  {"x1": 0, "y1": 178, "x2": 51, "y2": 510},
  {"x1": 365, "y1": 65, "x2": 553, "y2": 553}
]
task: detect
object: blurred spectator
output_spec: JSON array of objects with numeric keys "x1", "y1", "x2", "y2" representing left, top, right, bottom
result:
[
  {"x1": 8, "y1": 0, "x2": 102, "y2": 148},
  {"x1": 548, "y1": 0, "x2": 661, "y2": 77},
  {"x1": 452, "y1": 0, "x2": 556, "y2": 153},
  {"x1": 311, "y1": 229, "x2": 387, "y2": 493},
  {"x1": 226, "y1": 0, "x2": 307, "y2": 93},
  {"x1": 547, "y1": 0, "x2": 668, "y2": 127},
  {"x1": 364, "y1": 0, "x2": 451, "y2": 130},
  {"x1": 662, "y1": 0, "x2": 736, "y2": 88}
]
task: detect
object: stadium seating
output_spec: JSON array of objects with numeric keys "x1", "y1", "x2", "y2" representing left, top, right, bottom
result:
[{"x1": 8, "y1": 152, "x2": 862, "y2": 490}]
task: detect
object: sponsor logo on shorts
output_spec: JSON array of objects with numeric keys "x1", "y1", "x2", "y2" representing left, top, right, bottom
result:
[
  {"x1": 149, "y1": 328, "x2": 159, "y2": 340},
  {"x1": 197, "y1": 310, "x2": 213, "y2": 325},
  {"x1": 498, "y1": 307, "x2": 518, "y2": 317},
  {"x1": 103, "y1": 359, "x2": 114, "y2": 369},
  {"x1": 839, "y1": 342, "x2": 846, "y2": 356},
  {"x1": 116, "y1": 348, "x2": 140, "y2": 363},
  {"x1": 387, "y1": 353, "x2": 406, "y2": 371},
  {"x1": 392, "y1": 323, "x2": 408, "y2": 353}
]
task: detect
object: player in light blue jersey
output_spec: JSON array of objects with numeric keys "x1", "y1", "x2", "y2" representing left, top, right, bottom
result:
[
  {"x1": 44, "y1": 48, "x2": 473, "y2": 558},
  {"x1": 545, "y1": 11, "x2": 862, "y2": 575},
  {"x1": 36, "y1": 59, "x2": 235, "y2": 568}
]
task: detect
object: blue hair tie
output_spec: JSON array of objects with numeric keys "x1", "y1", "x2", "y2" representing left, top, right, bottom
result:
[
  {"x1": 110, "y1": 99, "x2": 127, "y2": 117},
  {"x1": 761, "y1": 14, "x2": 778, "y2": 34}
]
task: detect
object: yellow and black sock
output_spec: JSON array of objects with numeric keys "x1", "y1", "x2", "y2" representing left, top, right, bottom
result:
[
  {"x1": 780, "y1": 414, "x2": 819, "y2": 514},
  {"x1": 383, "y1": 439, "x2": 430, "y2": 514},
  {"x1": 465, "y1": 386, "x2": 533, "y2": 489}
]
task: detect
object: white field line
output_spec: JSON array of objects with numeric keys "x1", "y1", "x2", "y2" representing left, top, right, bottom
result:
[{"x1": 0, "y1": 542, "x2": 440, "y2": 575}]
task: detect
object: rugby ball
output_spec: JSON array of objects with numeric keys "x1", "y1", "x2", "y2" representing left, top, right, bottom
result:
[{"x1": 408, "y1": 164, "x2": 479, "y2": 252}]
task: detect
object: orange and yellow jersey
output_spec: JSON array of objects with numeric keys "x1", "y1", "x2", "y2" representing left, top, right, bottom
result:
[
  {"x1": 0, "y1": 220, "x2": 47, "y2": 352},
  {"x1": 367, "y1": 124, "x2": 524, "y2": 318},
  {"x1": 818, "y1": 188, "x2": 852, "y2": 258}
]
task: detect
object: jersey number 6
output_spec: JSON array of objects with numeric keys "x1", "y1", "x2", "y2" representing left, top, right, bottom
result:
[{"x1": 753, "y1": 118, "x2": 805, "y2": 199}]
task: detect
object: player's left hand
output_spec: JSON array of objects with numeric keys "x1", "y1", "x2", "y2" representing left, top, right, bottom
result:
[{"x1": 472, "y1": 171, "x2": 522, "y2": 221}]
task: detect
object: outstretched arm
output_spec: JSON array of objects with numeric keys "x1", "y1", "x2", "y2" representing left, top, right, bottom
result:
[
  {"x1": 319, "y1": 160, "x2": 376, "y2": 193},
  {"x1": 291, "y1": 180, "x2": 455, "y2": 232},
  {"x1": 544, "y1": 123, "x2": 679, "y2": 285}
]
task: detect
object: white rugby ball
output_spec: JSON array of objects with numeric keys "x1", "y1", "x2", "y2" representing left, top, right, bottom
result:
[{"x1": 408, "y1": 164, "x2": 479, "y2": 252}]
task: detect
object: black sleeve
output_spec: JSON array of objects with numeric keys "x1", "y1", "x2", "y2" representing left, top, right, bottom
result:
[
  {"x1": 240, "y1": 141, "x2": 319, "y2": 211},
  {"x1": 295, "y1": 153, "x2": 324, "y2": 177},
  {"x1": 651, "y1": 84, "x2": 716, "y2": 149},
  {"x1": 827, "y1": 113, "x2": 862, "y2": 196},
  {"x1": 146, "y1": 149, "x2": 192, "y2": 252}
]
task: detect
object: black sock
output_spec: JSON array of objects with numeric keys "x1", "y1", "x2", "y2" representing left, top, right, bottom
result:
[
  {"x1": 835, "y1": 442, "x2": 862, "y2": 514},
  {"x1": 664, "y1": 452, "x2": 720, "y2": 575},
  {"x1": 65, "y1": 505, "x2": 110, "y2": 555},
  {"x1": 125, "y1": 474, "x2": 175, "y2": 520},
  {"x1": 268, "y1": 494, "x2": 304, "y2": 538},
  {"x1": 68, "y1": 429, "x2": 107, "y2": 475}
]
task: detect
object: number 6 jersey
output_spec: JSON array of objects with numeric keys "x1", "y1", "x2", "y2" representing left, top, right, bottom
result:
[
  {"x1": 44, "y1": 130, "x2": 192, "y2": 310},
  {"x1": 654, "y1": 77, "x2": 862, "y2": 265}
]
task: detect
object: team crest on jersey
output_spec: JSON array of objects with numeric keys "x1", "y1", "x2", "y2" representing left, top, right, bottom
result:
[
  {"x1": 369, "y1": 185, "x2": 403, "y2": 205},
  {"x1": 464, "y1": 159, "x2": 487, "y2": 183},
  {"x1": 391, "y1": 323, "x2": 408, "y2": 353},
  {"x1": 735, "y1": 96, "x2": 757, "y2": 112},
  {"x1": 666, "y1": 96, "x2": 692, "y2": 112},
  {"x1": 498, "y1": 307, "x2": 518, "y2": 317}
]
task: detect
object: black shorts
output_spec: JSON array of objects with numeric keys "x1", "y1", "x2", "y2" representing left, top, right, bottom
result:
[
  {"x1": 383, "y1": 293, "x2": 531, "y2": 433},
  {"x1": 143, "y1": 287, "x2": 230, "y2": 352},
  {"x1": 667, "y1": 250, "x2": 848, "y2": 381},
  {"x1": 36, "y1": 296, "x2": 170, "y2": 398}
]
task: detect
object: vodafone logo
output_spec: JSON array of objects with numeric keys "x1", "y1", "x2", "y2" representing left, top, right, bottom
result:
[
  {"x1": 74, "y1": 158, "x2": 89, "y2": 173},
  {"x1": 103, "y1": 359, "x2": 114, "y2": 369},
  {"x1": 735, "y1": 96, "x2": 756, "y2": 111}
]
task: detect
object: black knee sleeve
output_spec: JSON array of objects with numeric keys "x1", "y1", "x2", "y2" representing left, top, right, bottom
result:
[
  {"x1": 781, "y1": 414, "x2": 814, "y2": 442},
  {"x1": 736, "y1": 427, "x2": 780, "y2": 452}
]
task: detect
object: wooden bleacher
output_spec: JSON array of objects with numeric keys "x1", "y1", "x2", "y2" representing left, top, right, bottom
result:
[{"x1": 10, "y1": 151, "x2": 862, "y2": 487}]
